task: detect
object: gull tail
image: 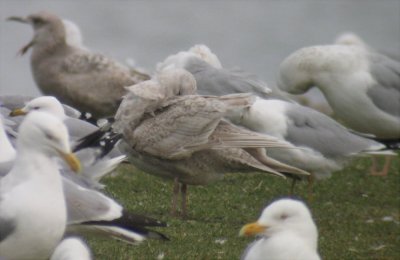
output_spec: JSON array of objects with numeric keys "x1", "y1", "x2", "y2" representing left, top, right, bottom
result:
[
  {"x1": 68, "y1": 210, "x2": 169, "y2": 244},
  {"x1": 350, "y1": 130, "x2": 400, "y2": 151}
]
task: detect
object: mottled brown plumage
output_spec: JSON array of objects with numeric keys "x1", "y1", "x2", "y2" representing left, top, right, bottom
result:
[
  {"x1": 9, "y1": 11, "x2": 148, "y2": 118},
  {"x1": 113, "y1": 69, "x2": 309, "y2": 217}
]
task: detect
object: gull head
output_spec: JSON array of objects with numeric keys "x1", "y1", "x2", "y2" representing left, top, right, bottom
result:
[
  {"x1": 334, "y1": 32, "x2": 369, "y2": 50},
  {"x1": 188, "y1": 44, "x2": 223, "y2": 69},
  {"x1": 157, "y1": 68, "x2": 197, "y2": 97},
  {"x1": 239, "y1": 198, "x2": 318, "y2": 249},
  {"x1": 277, "y1": 47, "x2": 318, "y2": 94},
  {"x1": 17, "y1": 111, "x2": 80, "y2": 172},
  {"x1": 8, "y1": 11, "x2": 66, "y2": 55},
  {"x1": 278, "y1": 44, "x2": 367, "y2": 94},
  {"x1": 10, "y1": 96, "x2": 66, "y2": 120}
]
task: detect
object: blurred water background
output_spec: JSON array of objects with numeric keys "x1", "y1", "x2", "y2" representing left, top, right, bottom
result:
[{"x1": 0, "y1": 0, "x2": 399, "y2": 107}]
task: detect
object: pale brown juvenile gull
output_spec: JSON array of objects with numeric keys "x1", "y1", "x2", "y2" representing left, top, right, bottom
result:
[
  {"x1": 78, "y1": 68, "x2": 310, "y2": 218},
  {"x1": 8, "y1": 11, "x2": 149, "y2": 118}
]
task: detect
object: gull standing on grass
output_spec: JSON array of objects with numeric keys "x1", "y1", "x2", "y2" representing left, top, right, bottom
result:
[
  {"x1": 76, "y1": 68, "x2": 310, "y2": 218},
  {"x1": 226, "y1": 97, "x2": 395, "y2": 197},
  {"x1": 8, "y1": 11, "x2": 149, "y2": 118},
  {"x1": 278, "y1": 33, "x2": 400, "y2": 176},
  {"x1": 0, "y1": 111, "x2": 80, "y2": 260},
  {"x1": 1, "y1": 99, "x2": 169, "y2": 244},
  {"x1": 239, "y1": 198, "x2": 321, "y2": 260}
]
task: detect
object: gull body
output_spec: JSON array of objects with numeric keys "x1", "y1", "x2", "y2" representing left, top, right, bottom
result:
[
  {"x1": 9, "y1": 11, "x2": 148, "y2": 118},
  {"x1": 227, "y1": 98, "x2": 391, "y2": 179},
  {"x1": 1, "y1": 99, "x2": 168, "y2": 244},
  {"x1": 0, "y1": 112, "x2": 78, "y2": 260},
  {"x1": 77, "y1": 69, "x2": 309, "y2": 217},
  {"x1": 278, "y1": 39, "x2": 400, "y2": 139}
]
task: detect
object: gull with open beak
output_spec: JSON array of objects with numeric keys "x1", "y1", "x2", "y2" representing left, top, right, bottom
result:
[
  {"x1": 0, "y1": 111, "x2": 80, "y2": 260},
  {"x1": 239, "y1": 199, "x2": 320, "y2": 260},
  {"x1": 8, "y1": 11, "x2": 148, "y2": 118}
]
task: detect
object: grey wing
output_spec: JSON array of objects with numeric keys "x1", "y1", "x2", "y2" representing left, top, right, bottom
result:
[
  {"x1": 0, "y1": 161, "x2": 13, "y2": 178},
  {"x1": 63, "y1": 178, "x2": 122, "y2": 224},
  {"x1": 367, "y1": 52, "x2": 400, "y2": 117},
  {"x1": 64, "y1": 117, "x2": 99, "y2": 142},
  {"x1": 285, "y1": 103, "x2": 379, "y2": 157},
  {"x1": 0, "y1": 216, "x2": 16, "y2": 242},
  {"x1": 185, "y1": 58, "x2": 271, "y2": 97}
]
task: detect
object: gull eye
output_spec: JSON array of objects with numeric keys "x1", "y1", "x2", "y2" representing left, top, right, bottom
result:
[
  {"x1": 33, "y1": 106, "x2": 40, "y2": 110},
  {"x1": 279, "y1": 213, "x2": 288, "y2": 220},
  {"x1": 45, "y1": 132, "x2": 55, "y2": 141},
  {"x1": 30, "y1": 17, "x2": 45, "y2": 26}
]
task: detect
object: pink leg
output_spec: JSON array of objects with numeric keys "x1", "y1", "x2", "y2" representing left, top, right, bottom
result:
[
  {"x1": 170, "y1": 178, "x2": 180, "y2": 217},
  {"x1": 307, "y1": 174, "x2": 315, "y2": 202},
  {"x1": 369, "y1": 156, "x2": 392, "y2": 176},
  {"x1": 180, "y1": 183, "x2": 188, "y2": 219}
]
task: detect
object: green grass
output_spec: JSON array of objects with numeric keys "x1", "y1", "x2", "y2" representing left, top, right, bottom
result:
[{"x1": 86, "y1": 155, "x2": 399, "y2": 260}]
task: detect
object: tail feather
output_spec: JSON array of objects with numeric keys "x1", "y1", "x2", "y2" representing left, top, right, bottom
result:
[{"x1": 67, "y1": 210, "x2": 169, "y2": 244}]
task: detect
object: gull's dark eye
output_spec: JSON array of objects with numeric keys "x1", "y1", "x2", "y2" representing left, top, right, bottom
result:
[
  {"x1": 31, "y1": 17, "x2": 44, "y2": 26},
  {"x1": 45, "y1": 132, "x2": 55, "y2": 141},
  {"x1": 279, "y1": 213, "x2": 288, "y2": 220},
  {"x1": 33, "y1": 106, "x2": 40, "y2": 110}
]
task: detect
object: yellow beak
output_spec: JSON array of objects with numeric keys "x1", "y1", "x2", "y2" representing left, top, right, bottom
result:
[
  {"x1": 239, "y1": 222, "x2": 267, "y2": 237},
  {"x1": 58, "y1": 151, "x2": 81, "y2": 173},
  {"x1": 9, "y1": 108, "x2": 27, "y2": 117}
]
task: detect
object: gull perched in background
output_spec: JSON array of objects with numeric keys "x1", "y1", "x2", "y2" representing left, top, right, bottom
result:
[
  {"x1": 8, "y1": 11, "x2": 149, "y2": 118},
  {"x1": 157, "y1": 44, "x2": 289, "y2": 100},
  {"x1": 239, "y1": 198, "x2": 321, "y2": 260},
  {"x1": 0, "y1": 111, "x2": 80, "y2": 259},
  {"x1": 278, "y1": 33, "x2": 399, "y2": 176},
  {"x1": 76, "y1": 68, "x2": 310, "y2": 218},
  {"x1": 226, "y1": 97, "x2": 395, "y2": 197},
  {"x1": 50, "y1": 237, "x2": 92, "y2": 260}
]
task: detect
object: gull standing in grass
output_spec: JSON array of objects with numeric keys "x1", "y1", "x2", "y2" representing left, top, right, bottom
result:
[
  {"x1": 226, "y1": 97, "x2": 395, "y2": 197},
  {"x1": 76, "y1": 68, "x2": 310, "y2": 218},
  {"x1": 8, "y1": 11, "x2": 149, "y2": 118},
  {"x1": 239, "y1": 198, "x2": 321, "y2": 260},
  {"x1": 50, "y1": 237, "x2": 92, "y2": 260},
  {"x1": 278, "y1": 33, "x2": 400, "y2": 176},
  {"x1": 1, "y1": 102, "x2": 168, "y2": 245},
  {"x1": 0, "y1": 111, "x2": 80, "y2": 260}
]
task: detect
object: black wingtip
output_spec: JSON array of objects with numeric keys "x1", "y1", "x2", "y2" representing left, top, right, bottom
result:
[{"x1": 73, "y1": 118, "x2": 121, "y2": 157}]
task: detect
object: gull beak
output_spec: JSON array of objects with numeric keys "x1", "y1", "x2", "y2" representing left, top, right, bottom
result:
[
  {"x1": 7, "y1": 16, "x2": 29, "y2": 24},
  {"x1": 9, "y1": 108, "x2": 27, "y2": 117},
  {"x1": 7, "y1": 16, "x2": 34, "y2": 56},
  {"x1": 58, "y1": 151, "x2": 81, "y2": 173},
  {"x1": 239, "y1": 222, "x2": 267, "y2": 237}
]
